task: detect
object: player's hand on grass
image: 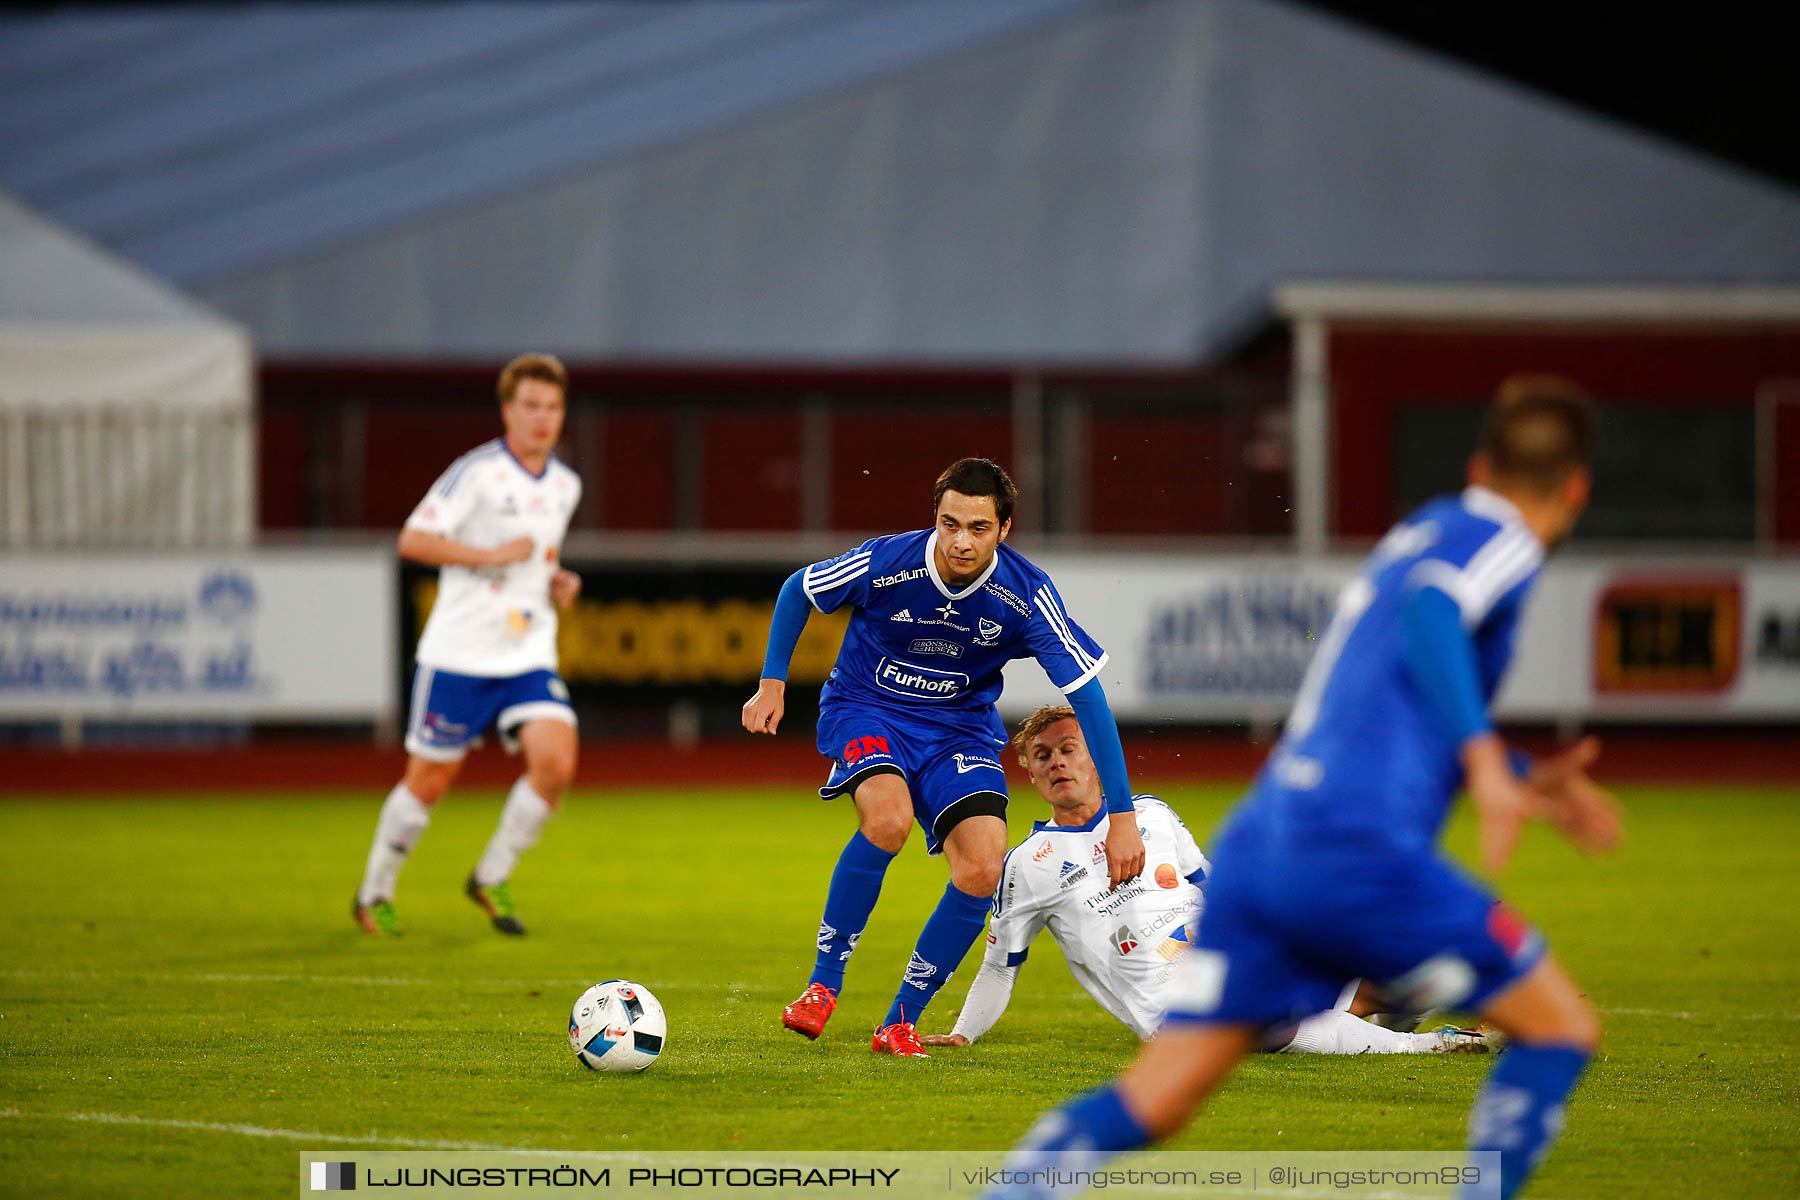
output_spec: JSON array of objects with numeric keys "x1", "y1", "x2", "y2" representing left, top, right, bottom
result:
[
  {"x1": 1104, "y1": 811, "x2": 1146, "y2": 889},
  {"x1": 1526, "y1": 736, "x2": 1623, "y2": 856},
  {"x1": 741, "y1": 678, "x2": 786, "y2": 735},
  {"x1": 489, "y1": 535, "x2": 535, "y2": 566},
  {"x1": 550, "y1": 568, "x2": 582, "y2": 608},
  {"x1": 919, "y1": 1033, "x2": 970, "y2": 1047},
  {"x1": 1464, "y1": 733, "x2": 1530, "y2": 875}
]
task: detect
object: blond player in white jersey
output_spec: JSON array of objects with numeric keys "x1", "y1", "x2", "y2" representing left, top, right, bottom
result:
[
  {"x1": 352, "y1": 354, "x2": 583, "y2": 938},
  {"x1": 923, "y1": 706, "x2": 1494, "y2": 1055}
]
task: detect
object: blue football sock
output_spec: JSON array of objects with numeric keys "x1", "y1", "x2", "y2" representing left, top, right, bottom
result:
[
  {"x1": 984, "y1": 1085, "x2": 1152, "y2": 1200},
  {"x1": 1464, "y1": 1043, "x2": 1591, "y2": 1200},
  {"x1": 883, "y1": 882, "x2": 990, "y2": 1027},
  {"x1": 807, "y1": 831, "x2": 896, "y2": 992}
]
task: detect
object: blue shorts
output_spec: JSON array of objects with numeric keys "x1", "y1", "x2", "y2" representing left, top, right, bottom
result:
[
  {"x1": 404, "y1": 663, "x2": 576, "y2": 762},
  {"x1": 816, "y1": 705, "x2": 1011, "y2": 855},
  {"x1": 1164, "y1": 815, "x2": 1545, "y2": 1030}
]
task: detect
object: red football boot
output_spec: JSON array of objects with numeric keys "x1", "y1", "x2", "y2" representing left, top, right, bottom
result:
[
  {"x1": 781, "y1": 982, "x2": 838, "y2": 1039},
  {"x1": 871, "y1": 1021, "x2": 929, "y2": 1058}
]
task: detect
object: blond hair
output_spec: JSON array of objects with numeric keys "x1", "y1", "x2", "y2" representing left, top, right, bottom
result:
[
  {"x1": 1012, "y1": 704, "x2": 1078, "y2": 765},
  {"x1": 497, "y1": 352, "x2": 568, "y2": 404}
]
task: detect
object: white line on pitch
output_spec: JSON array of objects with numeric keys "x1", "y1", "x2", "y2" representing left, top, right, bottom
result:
[
  {"x1": 0, "y1": 1109, "x2": 527, "y2": 1151},
  {"x1": 1598, "y1": 1006, "x2": 1799, "y2": 1021},
  {"x1": 0, "y1": 969, "x2": 585, "y2": 989}
]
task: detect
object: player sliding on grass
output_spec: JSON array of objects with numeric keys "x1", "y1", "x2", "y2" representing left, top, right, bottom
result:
[
  {"x1": 352, "y1": 354, "x2": 583, "y2": 938},
  {"x1": 985, "y1": 376, "x2": 1621, "y2": 1200},
  {"x1": 924, "y1": 705, "x2": 1495, "y2": 1056},
  {"x1": 743, "y1": 458, "x2": 1144, "y2": 1057}
]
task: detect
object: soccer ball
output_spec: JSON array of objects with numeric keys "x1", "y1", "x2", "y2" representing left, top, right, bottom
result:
[{"x1": 569, "y1": 980, "x2": 666, "y2": 1072}]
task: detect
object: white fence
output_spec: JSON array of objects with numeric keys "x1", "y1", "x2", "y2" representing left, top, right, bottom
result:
[{"x1": 0, "y1": 407, "x2": 254, "y2": 548}]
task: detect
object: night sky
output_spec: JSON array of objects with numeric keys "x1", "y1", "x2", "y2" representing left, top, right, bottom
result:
[{"x1": 1297, "y1": 1, "x2": 1800, "y2": 192}]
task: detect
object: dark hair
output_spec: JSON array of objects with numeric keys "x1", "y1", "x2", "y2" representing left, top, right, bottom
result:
[
  {"x1": 1479, "y1": 374, "x2": 1596, "y2": 495},
  {"x1": 497, "y1": 352, "x2": 568, "y2": 404},
  {"x1": 932, "y1": 457, "x2": 1018, "y2": 525}
]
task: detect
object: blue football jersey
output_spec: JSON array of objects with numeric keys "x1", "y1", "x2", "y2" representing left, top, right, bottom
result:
[
  {"x1": 1247, "y1": 486, "x2": 1545, "y2": 851},
  {"x1": 803, "y1": 529, "x2": 1108, "y2": 736}
]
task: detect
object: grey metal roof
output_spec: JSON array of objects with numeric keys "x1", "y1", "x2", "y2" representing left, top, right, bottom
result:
[
  {"x1": 0, "y1": 1, "x2": 1099, "y2": 283},
  {"x1": 4, "y1": 0, "x2": 1798, "y2": 362}
]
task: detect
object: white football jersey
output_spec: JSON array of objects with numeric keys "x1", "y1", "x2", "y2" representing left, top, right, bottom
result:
[
  {"x1": 405, "y1": 439, "x2": 582, "y2": 677},
  {"x1": 985, "y1": 796, "x2": 1211, "y2": 1039}
]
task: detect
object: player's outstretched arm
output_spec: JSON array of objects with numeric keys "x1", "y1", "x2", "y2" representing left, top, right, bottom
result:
[
  {"x1": 742, "y1": 568, "x2": 811, "y2": 735},
  {"x1": 1068, "y1": 677, "x2": 1145, "y2": 888},
  {"x1": 925, "y1": 960, "x2": 1021, "y2": 1047},
  {"x1": 397, "y1": 527, "x2": 533, "y2": 568}
]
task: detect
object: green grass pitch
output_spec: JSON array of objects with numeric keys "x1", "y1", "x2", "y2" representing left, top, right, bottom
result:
[{"x1": 2, "y1": 781, "x2": 1796, "y2": 1198}]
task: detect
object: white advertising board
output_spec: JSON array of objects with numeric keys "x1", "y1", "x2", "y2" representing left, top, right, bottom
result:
[
  {"x1": 0, "y1": 550, "x2": 397, "y2": 720},
  {"x1": 1001, "y1": 554, "x2": 1800, "y2": 724}
]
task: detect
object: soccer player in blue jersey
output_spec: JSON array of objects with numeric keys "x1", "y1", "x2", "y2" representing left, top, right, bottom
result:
[
  {"x1": 985, "y1": 377, "x2": 1621, "y2": 1199},
  {"x1": 743, "y1": 458, "x2": 1146, "y2": 1057}
]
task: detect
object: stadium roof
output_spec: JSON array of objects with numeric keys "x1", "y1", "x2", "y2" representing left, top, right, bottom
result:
[
  {"x1": 3, "y1": 0, "x2": 1799, "y2": 362},
  {"x1": 0, "y1": 0, "x2": 1098, "y2": 284}
]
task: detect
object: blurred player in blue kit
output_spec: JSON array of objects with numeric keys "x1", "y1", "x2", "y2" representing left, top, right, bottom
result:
[
  {"x1": 743, "y1": 459, "x2": 1146, "y2": 1057},
  {"x1": 986, "y1": 377, "x2": 1622, "y2": 1200}
]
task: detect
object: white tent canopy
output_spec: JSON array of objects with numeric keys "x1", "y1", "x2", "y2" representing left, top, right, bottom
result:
[{"x1": 0, "y1": 191, "x2": 253, "y2": 544}]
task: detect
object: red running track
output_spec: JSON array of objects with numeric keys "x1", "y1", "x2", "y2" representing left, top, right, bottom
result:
[{"x1": 4, "y1": 730, "x2": 1797, "y2": 794}]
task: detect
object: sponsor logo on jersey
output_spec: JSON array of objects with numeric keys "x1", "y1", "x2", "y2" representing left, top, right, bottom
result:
[
  {"x1": 915, "y1": 599, "x2": 972, "y2": 633},
  {"x1": 1032, "y1": 841, "x2": 1054, "y2": 862},
  {"x1": 908, "y1": 638, "x2": 962, "y2": 657},
  {"x1": 901, "y1": 951, "x2": 938, "y2": 990},
  {"x1": 1155, "y1": 863, "x2": 1179, "y2": 889},
  {"x1": 1059, "y1": 861, "x2": 1080, "y2": 878},
  {"x1": 1085, "y1": 879, "x2": 1150, "y2": 914},
  {"x1": 974, "y1": 617, "x2": 1003, "y2": 646},
  {"x1": 873, "y1": 567, "x2": 929, "y2": 588},
  {"x1": 1155, "y1": 928, "x2": 1191, "y2": 961},
  {"x1": 1058, "y1": 861, "x2": 1090, "y2": 890},
  {"x1": 890, "y1": 609, "x2": 915, "y2": 623},
  {"x1": 953, "y1": 753, "x2": 1000, "y2": 774},
  {"x1": 1111, "y1": 925, "x2": 1140, "y2": 956},
  {"x1": 874, "y1": 657, "x2": 968, "y2": 700},
  {"x1": 842, "y1": 735, "x2": 891, "y2": 765},
  {"x1": 984, "y1": 581, "x2": 1032, "y2": 615},
  {"x1": 1140, "y1": 900, "x2": 1200, "y2": 941},
  {"x1": 1091, "y1": 842, "x2": 1106, "y2": 864}
]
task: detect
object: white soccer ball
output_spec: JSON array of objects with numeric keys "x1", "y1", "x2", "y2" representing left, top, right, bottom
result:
[{"x1": 569, "y1": 980, "x2": 666, "y2": 1072}]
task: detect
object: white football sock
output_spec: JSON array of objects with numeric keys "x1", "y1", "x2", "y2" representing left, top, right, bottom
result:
[
  {"x1": 357, "y1": 783, "x2": 432, "y2": 905},
  {"x1": 473, "y1": 778, "x2": 555, "y2": 887},
  {"x1": 1280, "y1": 1008, "x2": 1438, "y2": 1054}
]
